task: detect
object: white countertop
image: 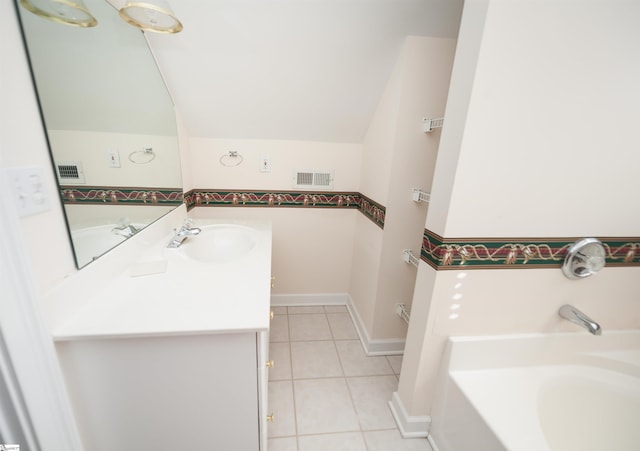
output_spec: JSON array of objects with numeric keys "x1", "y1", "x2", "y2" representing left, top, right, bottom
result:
[{"x1": 52, "y1": 218, "x2": 272, "y2": 341}]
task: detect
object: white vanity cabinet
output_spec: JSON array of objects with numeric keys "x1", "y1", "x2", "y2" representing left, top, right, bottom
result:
[
  {"x1": 49, "y1": 218, "x2": 274, "y2": 450},
  {"x1": 57, "y1": 329, "x2": 270, "y2": 451}
]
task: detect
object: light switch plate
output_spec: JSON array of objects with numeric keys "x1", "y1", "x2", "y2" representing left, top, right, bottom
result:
[
  {"x1": 260, "y1": 156, "x2": 271, "y2": 173},
  {"x1": 6, "y1": 166, "x2": 51, "y2": 217},
  {"x1": 107, "y1": 149, "x2": 121, "y2": 168}
]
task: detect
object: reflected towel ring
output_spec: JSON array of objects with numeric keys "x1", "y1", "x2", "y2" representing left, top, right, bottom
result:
[
  {"x1": 220, "y1": 151, "x2": 243, "y2": 167},
  {"x1": 129, "y1": 147, "x2": 155, "y2": 164}
]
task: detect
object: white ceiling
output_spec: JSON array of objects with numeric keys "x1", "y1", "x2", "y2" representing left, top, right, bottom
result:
[{"x1": 145, "y1": 0, "x2": 464, "y2": 143}]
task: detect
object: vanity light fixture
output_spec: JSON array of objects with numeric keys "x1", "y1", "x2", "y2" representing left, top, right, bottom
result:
[
  {"x1": 19, "y1": 0, "x2": 97, "y2": 27},
  {"x1": 119, "y1": 0, "x2": 183, "y2": 34}
]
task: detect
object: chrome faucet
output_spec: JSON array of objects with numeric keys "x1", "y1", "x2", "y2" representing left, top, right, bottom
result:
[
  {"x1": 167, "y1": 221, "x2": 201, "y2": 248},
  {"x1": 558, "y1": 304, "x2": 602, "y2": 335}
]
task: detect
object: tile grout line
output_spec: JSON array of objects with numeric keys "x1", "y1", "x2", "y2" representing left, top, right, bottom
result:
[
  {"x1": 289, "y1": 306, "x2": 369, "y2": 448},
  {"x1": 285, "y1": 309, "x2": 301, "y2": 449},
  {"x1": 326, "y1": 306, "x2": 371, "y2": 451},
  {"x1": 270, "y1": 305, "x2": 414, "y2": 450}
]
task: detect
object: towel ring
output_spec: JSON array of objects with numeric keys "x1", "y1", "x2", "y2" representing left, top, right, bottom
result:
[
  {"x1": 220, "y1": 151, "x2": 243, "y2": 167},
  {"x1": 129, "y1": 147, "x2": 155, "y2": 164}
]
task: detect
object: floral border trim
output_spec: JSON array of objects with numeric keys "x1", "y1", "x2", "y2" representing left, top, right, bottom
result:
[
  {"x1": 358, "y1": 193, "x2": 386, "y2": 228},
  {"x1": 421, "y1": 228, "x2": 640, "y2": 270},
  {"x1": 59, "y1": 186, "x2": 183, "y2": 205},
  {"x1": 184, "y1": 189, "x2": 386, "y2": 229}
]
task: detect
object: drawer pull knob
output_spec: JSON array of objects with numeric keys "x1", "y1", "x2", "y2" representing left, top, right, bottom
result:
[
  {"x1": 270, "y1": 310, "x2": 274, "y2": 320},
  {"x1": 266, "y1": 360, "x2": 274, "y2": 368},
  {"x1": 266, "y1": 413, "x2": 274, "y2": 422}
]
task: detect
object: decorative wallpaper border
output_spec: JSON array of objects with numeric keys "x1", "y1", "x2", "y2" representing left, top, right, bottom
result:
[
  {"x1": 58, "y1": 185, "x2": 639, "y2": 269},
  {"x1": 59, "y1": 186, "x2": 183, "y2": 205},
  {"x1": 422, "y1": 228, "x2": 640, "y2": 270},
  {"x1": 184, "y1": 189, "x2": 386, "y2": 229}
]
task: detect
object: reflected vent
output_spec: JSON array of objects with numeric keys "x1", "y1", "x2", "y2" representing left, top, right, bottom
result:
[
  {"x1": 56, "y1": 161, "x2": 86, "y2": 184},
  {"x1": 293, "y1": 170, "x2": 334, "y2": 190}
]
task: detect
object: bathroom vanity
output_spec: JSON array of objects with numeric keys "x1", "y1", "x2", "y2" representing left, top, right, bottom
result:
[{"x1": 49, "y1": 214, "x2": 272, "y2": 451}]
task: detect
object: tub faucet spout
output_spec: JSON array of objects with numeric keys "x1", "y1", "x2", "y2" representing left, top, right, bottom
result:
[{"x1": 558, "y1": 304, "x2": 602, "y2": 335}]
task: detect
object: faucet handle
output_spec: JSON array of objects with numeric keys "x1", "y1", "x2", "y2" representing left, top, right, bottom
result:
[
  {"x1": 183, "y1": 218, "x2": 197, "y2": 229},
  {"x1": 117, "y1": 217, "x2": 131, "y2": 227}
]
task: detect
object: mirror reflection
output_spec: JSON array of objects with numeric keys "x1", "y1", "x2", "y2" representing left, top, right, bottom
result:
[{"x1": 17, "y1": 0, "x2": 183, "y2": 268}]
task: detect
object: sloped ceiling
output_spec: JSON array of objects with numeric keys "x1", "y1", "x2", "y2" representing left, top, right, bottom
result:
[{"x1": 145, "y1": 0, "x2": 463, "y2": 143}]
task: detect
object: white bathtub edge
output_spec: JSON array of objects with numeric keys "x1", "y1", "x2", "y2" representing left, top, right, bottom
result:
[
  {"x1": 389, "y1": 391, "x2": 430, "y2": 438},
  {"x1": 432, "y1": 330, "x2": 640, "y2": 451}
]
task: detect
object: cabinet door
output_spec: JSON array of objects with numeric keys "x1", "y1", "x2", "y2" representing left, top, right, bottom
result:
[
  {"x1": 57, "y1": 333, "x2": 259, "y2": 451},
  {"x1": 257, "y1": 329, "x2": 269, "y2": 450}
]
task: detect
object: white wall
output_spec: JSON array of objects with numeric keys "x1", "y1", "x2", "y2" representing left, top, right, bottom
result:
[
  {"x1": 430, "y1": 0, "x2": 640, "y2": 238},
  {"x1": 399, "y1": 265, "x2": 640, "y2": 418},
  {"x1": 188, "y1": 137, "x2": 362, "y2": 295},
  {"x1": 350, "y1": 36, "x2": 457, "y2": 343},
  {"x1": 189, "y1": 138, "x2": 361, "y2": 191},
  {"x1": 397, "y1": 0, "x2": 640, "y2": 425},
  {"x1": 349, "y1": 213, "x2": 384, "y2": 333},
  {"x1": 1, "y1": 6, "x2": 78, "y2": 297},
  {"x1": 176, "y1": 110, "x2": 194, "y2": 191},
  {"x1": 0, "y1": 2, "x2": 86, "y2": 449},
  {"x1": 49, "y1": 130, "x2": 181, "y2": 187},
  {"x1": 372, "y1": 37, "x2": 456, "y2": 340},
  {"x1": 191, "y1": 207, "x2": 357, "y2": 295},
  {"x1": 357, "y1": 51, "x2": 401, "y2": 206},
  {"x1": 347, "y1": 46, "x2": 403, "y2": 336},
  {"x1": 64, "y1": 204, "x2": 175, "y2": 228}
]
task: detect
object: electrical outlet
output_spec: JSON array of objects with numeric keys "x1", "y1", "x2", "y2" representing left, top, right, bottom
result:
[{"x1": 260, "y1": 156, "x2": 271, "y2": 173}]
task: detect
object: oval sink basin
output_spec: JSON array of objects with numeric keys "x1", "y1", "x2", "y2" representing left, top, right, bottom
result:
[{"x1": 180, "y1": 224, "x2": 257, "y2": 263}]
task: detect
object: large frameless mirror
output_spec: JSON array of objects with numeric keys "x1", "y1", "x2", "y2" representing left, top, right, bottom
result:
[{"x1": 16, "y1": 0, "x2": 183, "y2": 268}]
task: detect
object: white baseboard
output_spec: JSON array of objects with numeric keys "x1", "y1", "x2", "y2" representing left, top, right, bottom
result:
[
  {"x1": 270, "y1": 293, "x2": 349, "y2": 306},
  {"x1": 428, "y1": 435, "x2": 441, "y2": 451},
  {"x1": 270, "y1": 293, "x2": 405, "y2": 356},
  {"x1": 345, "y1": 296, "x2": 405, "y2": 356},
  {"x1": 388, "y1": 392, "x2": 430, "y2": 438}
]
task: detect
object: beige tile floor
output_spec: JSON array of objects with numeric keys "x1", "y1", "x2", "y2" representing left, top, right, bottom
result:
[{"x1": 268, "y1": 305, "x2": 433, "y2": 451}]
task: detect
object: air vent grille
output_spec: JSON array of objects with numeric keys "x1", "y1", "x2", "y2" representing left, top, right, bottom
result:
[
  {"x1": 293, "y1": 170, "x2": 334, "y2": 190},
  {"x1": 58, "y1": 165, "x2": 79, "y2": 179},
  {"x1": 296, "y1": 172, "x2": 314, "y2": 186},
  {"x1": 56, "y1": 161, "x2": 86, "y2": 184},
  {"x1": 314, "y1": 172, "x2": 332, "y2": 187}
]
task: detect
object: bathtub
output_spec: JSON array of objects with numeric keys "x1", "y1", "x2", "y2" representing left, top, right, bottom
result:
[{"x1": 429, "y1": 330, "x2": 640, "y2": 451}]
